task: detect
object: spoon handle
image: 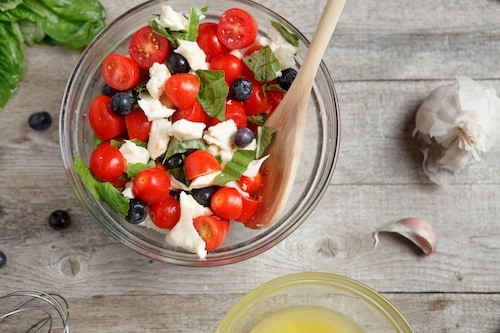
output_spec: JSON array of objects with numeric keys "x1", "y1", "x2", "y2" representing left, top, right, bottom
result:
[{"x1": 291, "y1": 0, "x2": 346, "y2": 93}]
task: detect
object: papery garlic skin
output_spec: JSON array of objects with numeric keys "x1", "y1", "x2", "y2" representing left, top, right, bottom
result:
[{"x1": 413, "y1": 76, "x2": 500, "y2": 184}]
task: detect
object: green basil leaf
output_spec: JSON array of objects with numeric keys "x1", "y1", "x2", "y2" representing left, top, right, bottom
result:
[
  {"x1": 126, "y1": 161, "x2": 155, "y2": 179},
  {"x1": 0, "y1": 21, "x2": 24, "y2": 110},
  {"x1": 184, "y1": 6, "x2": 207, "y2": 41},
  {"x1": 271, "y1": 21, "x2": 299, "y2": 47},
  {"x1": 149, "y1": 19, "x2": 182, "y2": 47},
  {"x1": 73, "y1": 156, "x2": 103, "y2": 202},
  {"x1": 214, "y1": 150, "x2": 256, "y2": 185},
  {"x1": 0, "y1": 0, "x2": 22, "y2": 11},
  {"x1": 21, "y1": 0, "x2": 106, "y2": 49},
  {"x1": 165, "y1": 137, "x2": 208, "y2": 160},
  {"x1": 243, "y1": 45, "x2": 281, "y2": 83},
  {"x1": 196, "y1": 69, "x2": 228, "y2": 121},
  {"x1": 18, "y1": 19, "x2": 45, "y2": 45},
  {"x1": 256, "y1": 126, "x2": 276, "y2": 158},
  {"x1": 247, "y1": 114, "x2": 267, "y2": 126},
  {"x1": 97, "y1": 181, "x2": 130, "y2": 217}
]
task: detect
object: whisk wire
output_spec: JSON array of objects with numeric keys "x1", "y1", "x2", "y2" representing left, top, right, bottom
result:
[{"x1": 0, "y1": 289, "x2": 69, "y2": 333}]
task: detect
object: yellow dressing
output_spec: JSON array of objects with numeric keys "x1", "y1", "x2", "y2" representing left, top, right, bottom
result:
[{"x1": 249, "y1": 306, "x2": 365, "y2": 333}]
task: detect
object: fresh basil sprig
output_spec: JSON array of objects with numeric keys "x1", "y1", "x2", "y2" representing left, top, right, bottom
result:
[
  {"x1": 271, "y1": 21, "x2": 299, "y2": 47},
  {"x1": 243, "y1": 45, "x2": 281, "y2": 83},
  {"x1": 214, "y1": 150, "x2": 256, "y2": 185},
  {"x1": 196, "y1": 69, "x2": 229, "y2": 121}
]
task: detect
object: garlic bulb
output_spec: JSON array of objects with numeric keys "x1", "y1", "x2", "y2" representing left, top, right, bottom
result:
[{"x1": 413, "y1": 76, "x2": 500, "y2": 184}]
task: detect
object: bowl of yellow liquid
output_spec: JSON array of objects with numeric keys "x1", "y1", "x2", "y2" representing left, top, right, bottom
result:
[{"x1": 216, "y1": 272, "x2": 414, "y2": 333}]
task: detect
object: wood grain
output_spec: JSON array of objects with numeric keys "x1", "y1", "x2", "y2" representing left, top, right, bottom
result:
[{"x1": 1, "y1": 0, "x2": 499, "y2": 332}]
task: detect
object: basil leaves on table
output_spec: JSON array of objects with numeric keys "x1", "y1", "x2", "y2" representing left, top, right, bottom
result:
[{"x1": 0, "y1": 0, "x2": 106, "y2": 110}]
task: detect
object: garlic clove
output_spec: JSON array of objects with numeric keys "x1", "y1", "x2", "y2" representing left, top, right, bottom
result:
[{"x1": 373, "y1": 218, "x2": 438, "y2": 255}]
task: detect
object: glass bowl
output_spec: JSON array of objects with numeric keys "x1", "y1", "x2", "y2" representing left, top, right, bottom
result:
[
  {"x1": 59, "y1": 0, "x2": 340, "y2": 266},
  {"x1": 216, "y1": 272, "x2": 414, "y2": 332}
]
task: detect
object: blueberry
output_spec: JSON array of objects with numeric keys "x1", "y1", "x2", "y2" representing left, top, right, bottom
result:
[
  {"x1": 166, "y1": 53, "x2": 190, "y2": 74},
  {"x1": 126, "y1": 199, "x2": 148, "y2": 224},
  {"x1": 28, "y1": 111, "x2": 52, "y2": 131},
  {"x1": 0, "y1": 251, "x2": 6, "y2": 269},
  {"x1": 229, "y1": 78, "x2": 252, "y2": 101},
  {"x1": 110, "y1": 91, "x2": 137, "y2": 116},
  {"x1": 101, "y1": 84, "x2": 119, "y2": 97},
  {"x1": 192, "y1": 186, "x2": 220, "y2": 207},
  {"x1": 277, "y1": 68, "x2": 297, "y2": 91},
  {"x1": 49, "y1": 210, "x2": 71, "y2": 230},
  {"x1": 165, "y1": 153, "x2": 184, "y2": 169},
  {"x1": 234, "y1": 127, "x2": 254, "y2": 148},
  {"x1": 169, "y1": 190, "x2": 182, "y2": 201}
]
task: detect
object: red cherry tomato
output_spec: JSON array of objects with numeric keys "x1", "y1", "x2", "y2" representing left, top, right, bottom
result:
[
  {"x1": 197, "y1": 22, "x2": 229, "y2": 62},
  {"x1": 149, "y1": 194, "x2": 181, "y2": 229},
  {"x1": 193, "y1": 215, "x2": 230, "y2": 251},
  {"x1": 89, "y1": 141, "x2": 126, "y2": 182},
  {"x1": 184, "y1": 150, "x2": 222, "y2": 180},
  {"x1": 101, "y1": 53, "x2": 140, "y2": 91},
  {"x1": 88, "y1": 95, "x2": 126, "y2": 140},
  {"x1": 217, "y1": 8, "x2": 258, "y2": 50},
  {"x1": 125, "y1": 108, "x2": 151, "y2": 142},
  {"x1": 243, "y1": 81, "x2": 272, "y2": 115},
  {"x1": 164, "y1": 73, "x2": 200, "y2": 110},
  {"x1": 171, "y1": 100, "x2": 210, "y2": 126},
  {"x1": 267, "y1": 89, "x2": 285, "y2": 115},
  {"x1": 237, "y1": 171, "x2": 263, "y2": 195},
  {"x1": 128, "y1": 25, "x2": 170, "y2": 69},
  {"x1": 209, "y1": 53, "x2": 243, "y2": 84},
  {"x1": 224, "y1": 99, "x2": 247, "y2": 128},
  {"x1": 210, "y1": 187, "x2": 243, "y2": 220},
  {"x1": 132, "y1": 167, "x2": 171, "y2": 205},
  {"x1": 235, "y1": 196, "x2": 260, "y2": 223}
]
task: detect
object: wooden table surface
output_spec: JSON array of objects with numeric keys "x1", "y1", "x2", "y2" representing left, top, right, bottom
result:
[{"x1": 1, "y1": 0, "x2": 499, "y2": 331}]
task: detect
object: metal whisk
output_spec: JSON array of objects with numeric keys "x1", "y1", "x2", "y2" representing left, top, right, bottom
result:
[{"x1": 0, "y1": 289, "x2": 69, "y2": 333}]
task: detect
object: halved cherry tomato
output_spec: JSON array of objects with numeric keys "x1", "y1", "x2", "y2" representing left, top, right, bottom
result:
[
  {"x1": 209, "y1": 53, "x2": 243, "y2": 84},
  {"x1": 149, "y1": 194, "x2": 181, "y2": 229},
  {"x1": 193, "y1": 215, "x2": 230, "y2": 251},
  {"x1": 89, "y1": 141, "x2": 126, "y2": 182},
  {"x1": 101, "y1": 53, "x2": 140, "y2": 91},
  {"x1": 197, "y1": 22, "x2": 229, "y2": 62},
  {"x1": 88, "y1": 95, "x2": 126, "y2": 140},
  {"x1": 171, "y1": 100, "x2": 210, "y2": 126},
  {"x1": 125, "y1": 108, "x2": 151, "y2": 142},
  {"x1": 132, "y1": 167, "x2": 171, "y2": 205},
  {"x1": 266, "y1": 89, "x2": 285, "y2": 115},
  {"x1": 243, "y1": 81, "x2": 272, "y2": 115},
  {"x1": 217, "y1": 8, "x2": 258, "y2": 49},
  {"x1": 184, "y1": 150, "x2": 222, "y2": 180},
  {"x1": 235, "y1": 196, "x2": 260, "y2": 223},
  {"x1": 211, "y1": 99, "x2": 247, "y2": 128},
  {"x1": 128, "y1": 26, "x2": 170, "y2": 69},
  {"x1": 237, "y1": 171, "x2": 263, "y2": 195},
  {"x1": 211, "y1": 187, "x2": 243, "y2": 220},
  {"x1": 164, "y1": 73, "x2": 200, "y2": 110}
]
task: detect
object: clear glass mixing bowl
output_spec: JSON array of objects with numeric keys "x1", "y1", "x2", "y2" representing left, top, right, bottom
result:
[{"x1": 59, "y1": 0, "x2": 340, "y2": 266}]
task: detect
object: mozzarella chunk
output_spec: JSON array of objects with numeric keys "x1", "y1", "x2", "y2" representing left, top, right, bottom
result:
[
  {"x1": 169, "y1": 174, "x2": 189, "y2": 191},
  {"x1": 243, "y1": 154, "x2": 270, "y2": 177},
  {"x1": 168, "y1": 119, "x2": 206, "y2": 140},
  {"x1": 165, "y1": 192, "x2": 207, "y2": 259},
  {"x1": 203, "y1": 120, "x2": 238, "y2": 151},
  {"x1": 147, "y1": 62, "x2": 171, "y2": 99},
  {"x1": 175, "y1": 40, "x2": 207, "y2": 71},
  {"x1": 122, "y1": 181, "x2": 134, "y2": 199},
  {"x1": 138, "y1": 95, "x2": 176, "y2": 121},
  {"x1": 119, "y1": 140, "x2": 150, "y2": 165},
  {"x1": 188, "y1": 171, "x2": 221, "y2": 190},
  {"x1": 157, "y1": 5, "x2": 187, "y2": 31},
  {"x1": 267, "y1": 28, "x2": 298, "y2": 70},
  {"x1": 147, "y1": 118, "x2": 171, "y2": 160}
]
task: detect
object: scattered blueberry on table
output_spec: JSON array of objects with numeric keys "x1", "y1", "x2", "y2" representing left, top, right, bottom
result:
[
  {"x1": 28, "y1": 111, "x2": 52, "y2": 131},
  {"x1": 48, "y1": 210, "x2": 71, "y2": 230},
  {"x1": 0, "y1": 251, "x2": 6, "y2": 269}
]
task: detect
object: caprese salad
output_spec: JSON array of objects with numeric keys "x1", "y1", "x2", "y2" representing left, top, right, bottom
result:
[{"x1": 74, "y1": 5, "x2": 299, "y2": 258}]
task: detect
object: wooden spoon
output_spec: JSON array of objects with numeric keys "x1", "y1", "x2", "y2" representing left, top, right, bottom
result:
[{"x1": 247, "y1": 0, "x2": 346, "y2": 228}]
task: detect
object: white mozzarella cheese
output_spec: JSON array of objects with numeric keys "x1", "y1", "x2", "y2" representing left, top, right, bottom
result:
[
  {"x1": 146, "y1": 62, "x2": 171, "y2": 99},
  {"x1": 203, "y1": 120, "x2": 237, "y2": 151},
  {"x1": 157, "y1": 5, "x2": 187, "y2": 31},
  {"x1": 243, "y1": 154, "x2": 270, "y2": 177},
  {"x1": 174, "y1": 40, "x2": 207, "y2": 71},
  {"x1": 168, "y1": 119, "x2": 206, "y2": 140},
  {"x1": 119, "y1": 140, "x2": 150, "y2": 165},
  {"x1": 138, "y1": 95, "x2": 176, "y2": 121},
  {"x1": 147, "y1": 118, "x2": 172, "y2": 160}
]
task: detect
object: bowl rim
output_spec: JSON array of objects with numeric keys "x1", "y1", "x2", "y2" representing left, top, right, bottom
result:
[
  {"x1": 59, "y1": 0, "x2": 341, "y2": 266},
  {"x1": 216, "y1": 272, "x2": 414, "y2": 332}
]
